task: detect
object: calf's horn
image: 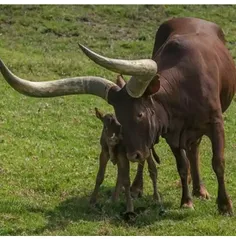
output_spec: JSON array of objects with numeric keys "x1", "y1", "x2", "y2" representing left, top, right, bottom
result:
[
  {"x1": 0, "y1": 60, "x2": 117, "y2": 101},
  {"x1": 79, "y1": 44, "x2": 158, "y2": 98}
]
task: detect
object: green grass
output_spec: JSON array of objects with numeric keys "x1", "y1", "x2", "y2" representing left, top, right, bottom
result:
[{"x1": 0, "y1": 5, "x2": 236, "y2": 235}]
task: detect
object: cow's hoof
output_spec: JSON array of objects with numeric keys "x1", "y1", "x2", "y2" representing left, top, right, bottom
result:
[
  {"x1": 193, "y1": 186, "x2": 210, "y2": 200},
  {"x1": 122, "y1": 211, "x2": 137, "y2": 222},
  {"x1": 175, "y1": 180, "x2": 182, "y2": 188},
  {"x1": 181, "y1": 201, "x2": 194, "y2": 210},
  {"x1": 218, "y1": 198, "x2": 233, "y2": 216}
]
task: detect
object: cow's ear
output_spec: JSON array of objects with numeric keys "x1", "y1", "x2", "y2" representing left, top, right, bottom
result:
[
  {"x1": 107, "y1": 86, "x2": 120, "y2": 105},
  {"x1": 116, "y1": 74, "x2": 126, "y2": 88},
  {"x1": 95, "y1": 107, "x2": 103, "y2": 120},
  {"x1": 144, "y1": 74, "x2": 160, "y2": 96}
]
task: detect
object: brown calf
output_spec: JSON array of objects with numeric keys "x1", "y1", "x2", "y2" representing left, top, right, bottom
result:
[{"x1": 90, "y1": 107, "x2": 162, "y2": 214}]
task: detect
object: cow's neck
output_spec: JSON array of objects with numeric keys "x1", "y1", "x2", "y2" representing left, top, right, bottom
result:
[
  {"x1": 152, "y1": 85, "x2": 184, "y2": 148},
  {"x1": 151, "y1": 97, "x2": 169, "y2": 144}
]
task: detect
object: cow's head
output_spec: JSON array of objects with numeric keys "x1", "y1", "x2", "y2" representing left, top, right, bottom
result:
[
  {"x1": 0, "y1": 45, "x2": 161, "y2": 162},
  {"x1": 107, "y1": 77, "x2": 159, "y2": 162}
]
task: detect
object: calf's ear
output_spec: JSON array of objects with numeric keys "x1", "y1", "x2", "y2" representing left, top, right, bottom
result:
[
  {"x1": 144, "y1": 74, "x2": 160, "y2": 96},
  {"x1": 95, "y1": 107, "x2": 103, "y2": 120}
]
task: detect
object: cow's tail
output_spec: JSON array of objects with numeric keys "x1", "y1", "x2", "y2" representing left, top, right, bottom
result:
[{"x1": 151, "y1": 147, "x2": 160, "y2": 164}]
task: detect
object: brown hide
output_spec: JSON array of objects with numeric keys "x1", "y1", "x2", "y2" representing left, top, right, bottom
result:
[{"x1": 151, "y1": 17, "x2": 225, "y2": 59}]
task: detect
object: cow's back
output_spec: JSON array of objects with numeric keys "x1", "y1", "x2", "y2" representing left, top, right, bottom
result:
[
  {"x1": 156, "y1": 32, "x2": 236, "y2": 117},
  {"x1": 152, "y1": 17, "x2": 225, "y2": 59}
]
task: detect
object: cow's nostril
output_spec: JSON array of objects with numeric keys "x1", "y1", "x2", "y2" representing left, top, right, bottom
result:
[{"x1": 135, "y1": 152, "x2": 141, "y2": 160}]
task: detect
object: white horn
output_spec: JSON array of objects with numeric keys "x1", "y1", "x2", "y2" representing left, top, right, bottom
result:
[
  {"x1": 79, "y1": 44, "x2": 158, "y2": 98},
  {"x1": 0, "y1": 59, "x2": 118, "y2": 101}
]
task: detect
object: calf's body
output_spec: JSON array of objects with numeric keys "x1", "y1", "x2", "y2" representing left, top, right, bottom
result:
[{"x1": 90, "y1": 108, "x2": 162, "y2": 214}]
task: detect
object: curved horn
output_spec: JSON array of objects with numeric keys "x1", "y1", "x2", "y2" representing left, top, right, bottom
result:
[
  {"x1": 79, "y1": 44, "x2": 158, "y2": 98},
  {"x1": 0, "y1": 60, "x2": 117, "y2": 101}
]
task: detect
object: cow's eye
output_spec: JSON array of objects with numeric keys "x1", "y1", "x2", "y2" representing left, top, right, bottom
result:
[{"x1": 137, "y1": 112, "x2": 144, "y2": 119}]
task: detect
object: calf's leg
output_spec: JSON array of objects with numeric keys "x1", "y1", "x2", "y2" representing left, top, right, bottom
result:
[
  {"x1": 90, "y1": 149, "x2": 109, "y2": 204},
  {"x1": 118, "y1": 154, "x2": 134, "y2": 213},
  {"x1": 111, "y1": 162, "x2": 123, "y2": 202}
]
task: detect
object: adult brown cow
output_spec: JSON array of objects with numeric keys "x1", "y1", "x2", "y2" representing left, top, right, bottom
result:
[{"x1": 0, "y1": 17, "x2": 235, "y2": 215}]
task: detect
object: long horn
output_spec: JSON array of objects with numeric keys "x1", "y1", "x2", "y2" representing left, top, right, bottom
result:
[
  {"x1": 0, "y1": 60, "x2": 117, "y2": 101},
  {"x1": 79, "y1": 44, "x2": 158, "y2": 98}
]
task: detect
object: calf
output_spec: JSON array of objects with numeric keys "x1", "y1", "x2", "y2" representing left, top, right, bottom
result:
[{"x1": 90, "y1": 107, "x2": 162, "y2": 215}]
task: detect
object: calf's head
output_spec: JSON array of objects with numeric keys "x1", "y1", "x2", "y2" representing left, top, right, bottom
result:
[
  {"x1": 0, "y1": 45, "x2": 160, "y2": 162},
  {"x1": 95, "y1": 107, "x2": 121, "y2": 146}
]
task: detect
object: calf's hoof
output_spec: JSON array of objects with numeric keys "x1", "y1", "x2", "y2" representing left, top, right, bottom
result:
[
  {"x1": 122, "y1": 211, "x2": 137, "y2": 222},
  {"x1": 217, "y1": 197, "x2": 233, "y2": 216},
  {"x1": 159, "y1": 207, "x2": 166, "y2": 216},
  {"x1": 111, "y1": 193, "x2": 119, "y2": 202},
  {"x1": 130, "y1": 187, "x2": 143, "y2": 199},
  {"x1": 192, "y1": 185, "x2": 210, "y2": 200}
]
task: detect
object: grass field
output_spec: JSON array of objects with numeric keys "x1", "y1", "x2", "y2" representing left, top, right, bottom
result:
[{"x1": 0, "y1": 5, "x2": 236, "y2": 235}]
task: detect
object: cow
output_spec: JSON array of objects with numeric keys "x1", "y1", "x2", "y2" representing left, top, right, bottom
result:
[
  {"x1": 0, "y1": 17, "x2": 235, "y2": 215},
  {"x1": 91, "y1": 105, "x2": 162, "y2": 214}
]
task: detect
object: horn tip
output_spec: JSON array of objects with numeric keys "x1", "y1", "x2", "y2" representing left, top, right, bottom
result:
[
  {"x1": 0, "y1": 59, "x2": 4, "y2": 68},
  {"x1": 79, "y1": 43, "x2": 87, "y2": 51}
]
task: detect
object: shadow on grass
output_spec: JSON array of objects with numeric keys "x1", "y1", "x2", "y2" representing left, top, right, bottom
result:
[{"x1": 31, "y1": 186, "x2": 193, "y2": 234}]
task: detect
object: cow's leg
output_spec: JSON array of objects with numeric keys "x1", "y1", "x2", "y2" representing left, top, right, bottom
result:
[
  {"x1": 207, "y1": 120, "x2": 233, "y2": 215},
  {"x1": 130, "y1": 162, "x2": 145, "y2": 198},
  {"x1": 171, "y1": 146, "x2": 193, "y2": 209},
  {"x1": 146, "y1": 155, "x2": 161, "y2": 204},
  {"x1": 186, "y1": 138, "x2": 210, "y2": 199},
  {"x1": 176, "y1": 161, "x2": 191, "y2": 187},
  {"x1": 90, "y1": 149, "x2": 109, "y2": 205}
]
